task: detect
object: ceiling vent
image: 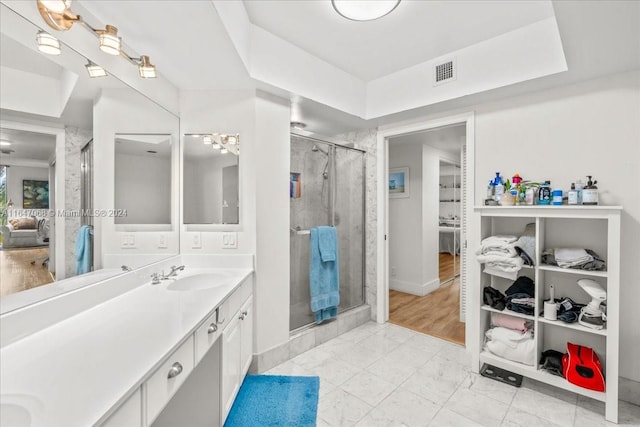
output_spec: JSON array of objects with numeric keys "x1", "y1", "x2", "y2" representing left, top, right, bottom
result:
[{"x1": 433, "y1": 58, "x2": 457, "y2": 86}]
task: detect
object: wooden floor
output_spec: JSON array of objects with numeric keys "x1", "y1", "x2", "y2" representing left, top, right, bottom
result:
[
  {"x1": 389, "y1": 253, "x2": 465, "y2": 345},
  {"x1": 0, "y1": 247, "x2": 53, "y2": 297}
]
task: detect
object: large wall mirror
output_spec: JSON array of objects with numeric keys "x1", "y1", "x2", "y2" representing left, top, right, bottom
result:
[
  {"x1": 0, "y1": 4, "x2": 179, "y2": 314},
  {"x1": 183, "y1": 133, "x2": 240, "y2": 227}
]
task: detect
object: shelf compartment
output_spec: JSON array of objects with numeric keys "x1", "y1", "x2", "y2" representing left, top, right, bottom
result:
[
  {"x1": 538, "y1": 317, "x2": 607, "y2": 337},
  {"x1": 481, "y1": 305, "x2": 535, "y2": 321},
  {"x1": 538, "y1": 265, "x2": 607, "y2": 278},
  {"x1": 479, "y1": 351, "x2": 606, "y2": 402}
]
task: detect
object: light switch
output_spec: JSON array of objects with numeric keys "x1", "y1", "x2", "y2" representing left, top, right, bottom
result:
[
  {"x1": 222, "y1": 232, "x2": 237, "y2": 249},
  {"x1": 192, "y1": 232, "x2": 202, "y2": 249},
  {"x1": 121, "y1": 234, "x2": 136, "y2": 248},
  {"x1": 158, "y1": 233, "x2": 168, "y2": 249}
]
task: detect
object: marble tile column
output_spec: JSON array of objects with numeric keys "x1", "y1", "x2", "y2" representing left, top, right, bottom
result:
[
  {"x1": 335, "y1": 128, "x2": 379, "y2": 321},
  {"x1": 64, "y1": 126, "x2": 92, "y2": 277}
]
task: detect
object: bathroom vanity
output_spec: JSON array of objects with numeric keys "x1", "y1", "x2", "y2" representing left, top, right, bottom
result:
[{"x1": 0, "y1": 257, "x2": 254, "y2": 427}]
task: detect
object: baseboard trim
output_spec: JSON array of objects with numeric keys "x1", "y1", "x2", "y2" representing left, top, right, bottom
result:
[{"x1": 390, "y1": 277, "x2": 440, "y2": 296}]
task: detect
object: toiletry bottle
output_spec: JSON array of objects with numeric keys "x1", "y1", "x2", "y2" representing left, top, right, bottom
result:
[
  {"x1": 538, "y1": 181, "x2": 551, "y2": 205},
  {"x1": 575, "y1": 179, "x2": 584, "y2": 204},
  {"x1": 583, "y1": 176, "x2": 599, "y2": 205},
  {"x1": 525, "y1": 187, "x2": 535, "y2": 205},
  {"x1": 552, "y1": 188, "x2": 563, "y2": 205},
  {"x1": 486, "y1": 181, "x2": 494, "y2": 199},
  {"x1": 568, "y1": 183, "x2": 578, "y2": 205},
  {"x1": 493, "y1": 172, "x2": 504, "y2": 203}
]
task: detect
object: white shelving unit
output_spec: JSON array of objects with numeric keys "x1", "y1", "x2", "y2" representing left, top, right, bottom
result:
[{"x1": 473, "y1": 206, "x2": 621, "y2": 423}]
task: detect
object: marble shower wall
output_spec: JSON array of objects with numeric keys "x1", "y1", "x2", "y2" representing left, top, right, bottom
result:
[
  {"x1": 64, "y1": 126, "x2": 92, "y2": 277},
  {"x1": 334, "y1": 128, "x2": 379, "y2": 321}
]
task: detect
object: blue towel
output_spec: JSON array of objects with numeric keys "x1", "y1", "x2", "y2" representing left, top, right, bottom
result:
[
  {"x1": 75, "y1": 225, "x2": 92, "y2": 275},
  {"x1": 309, "y1": 226, "x2": 339, "y2": 324}
]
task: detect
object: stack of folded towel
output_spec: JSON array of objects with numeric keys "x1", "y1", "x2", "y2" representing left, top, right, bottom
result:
[
  {"x1": 485, "y1": 326, "x2": 535, "y2": 365},
  {"x1": 476, "y1": 235, "x2": 523, "y2": 280},
  {"x1": 541, "y1": 248, "x2": 606, "y2": 271}
]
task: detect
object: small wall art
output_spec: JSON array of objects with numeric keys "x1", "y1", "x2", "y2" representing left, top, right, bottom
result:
[
  {"x1": 23, "y1": 180, "x2": 49, "y2": 209},
  {"x1": 389, "y1": 167, "x2": 409, "y2": 198}
]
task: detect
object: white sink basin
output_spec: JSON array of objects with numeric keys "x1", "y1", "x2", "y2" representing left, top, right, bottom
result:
[{"x1": 166, "y1": 273, "x2": 231, "y2": 291}]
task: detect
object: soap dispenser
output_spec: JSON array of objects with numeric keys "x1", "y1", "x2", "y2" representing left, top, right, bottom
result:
[{"x1": 583, "y1": 176, "x2": 599, "y2": 205}]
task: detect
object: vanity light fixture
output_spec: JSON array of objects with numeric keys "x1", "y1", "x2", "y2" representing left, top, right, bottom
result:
[
  {"x1": 36, "y1": 0, "x2": 158, "y2": 79},
  {"x1": 98, "y1": 25, "x2": 120, "y2": 55},
  {"x1": 220, "y1": 147, "x2": 229, "y2": 154},
  {"x1": 331, "y1": 0, "x2": 401, "y2": 21},
  {"x1": 202, "y1": 135, "x2": 212, "y2": 144},
  {"x1": 85, "y1": 61, "x2": 107, "y2": 78},
  {"x1": 0, "y1": 140, "x2": 11, "y2": 146},
  {"x1": 137, "y1": 55, "x2": 157, "y2": 79},
  {"x1": 226, "y1": 135, "x2": 238, "y2": 145},
  {"x1": 290, "y1": 121, "x2": 306, "y2": 130},
  {"x1": 212, "y1": 143, "x2": 221, "y2": 150},
  {"x1": 36, "y1": 30, "x2": 61, "y2": 55}
]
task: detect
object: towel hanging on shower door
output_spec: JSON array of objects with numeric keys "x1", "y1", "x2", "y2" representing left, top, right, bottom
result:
[{"x1": 309, "y1": 226, "x2": 339, "y2": 324}]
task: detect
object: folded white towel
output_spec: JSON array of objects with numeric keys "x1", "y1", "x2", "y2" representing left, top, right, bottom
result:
[
  {"x1": 476, "y1": 254, "x2": 524, "y2": 272},
  {"x1": 485, "y1": 327, "x2": 535, "y2": 365},
  {"x1": 555, "y1": 248, "x2": 591, "y2": 263},
  {"x1": 483, "y1": 265, "x2": 518, "y2": 281},
  {"x1": 482, "y1": 235, "x2": 518, "y2": 245}
]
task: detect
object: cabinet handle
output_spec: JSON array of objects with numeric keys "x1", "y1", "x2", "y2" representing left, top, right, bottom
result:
[
  {"x1": 217, "y1": 317, "x2": 225, "y2": 325},
  {"x1": 239, "y1": 313, "x2": 245, "y2": 320},
  {"x1": 242, "y1": 310, "x2": 248, "y2": 316},
  {"x1": 207, "y1": 323, "x2": 218, "y2": 334},
  {"x1": 167, "y1": 362, "x2": 183, "y2": 379}
]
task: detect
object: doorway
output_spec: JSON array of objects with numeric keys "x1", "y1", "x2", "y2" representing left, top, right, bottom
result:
[
  {"x1": 386, "y1": 125, "x2": 465, "y2": 344},
  {"x1": 377, "y1": 113, "x2": 475, "y2": 348}
]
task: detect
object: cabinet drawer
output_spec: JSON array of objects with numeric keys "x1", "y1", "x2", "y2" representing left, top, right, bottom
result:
[
  {"x1": 146, "y1": 336, "x2": 195, "y2": 424},
  {"x1": 195, "y1": 307, "x2": 221, "y2": 363}
]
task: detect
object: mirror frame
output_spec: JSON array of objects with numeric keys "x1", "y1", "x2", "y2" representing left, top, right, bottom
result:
[{"x1": 181, "y1": 132, "x2": 242, "y2": 232}]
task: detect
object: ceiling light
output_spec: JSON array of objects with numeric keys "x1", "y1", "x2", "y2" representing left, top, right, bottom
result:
[
  {"x1": 39, "y1": 0, "x2": 71, "y2": 13},
  {"x1": 332, "y1": 0, "x2": 400, "y2": 21},
  {"x1": 85, "y1": 61, "x2": 107, "y2": 78},
  {"x1": 99, "y1": 25, "x2": 121, "y2": 55},
  {"x1": 203, "y1": 135, "x2": 212, "y2": 144},
  {"x1": 0, "y1": 141, "x2": 11, "y2": 146},
  {"x1": 36, "y1": 31, "x2": 61, "y2": 55},
  {"x1": 220, "y1": 147, "x2": 229, "y2": 154},
  {"x1": 138, "y1": 55, "x2": 157, "y2": 78}
]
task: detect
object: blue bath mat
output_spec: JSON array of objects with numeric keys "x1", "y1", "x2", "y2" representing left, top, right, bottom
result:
[{"x1": 224, "y1": 375, "x2": 319, "y2": 427}]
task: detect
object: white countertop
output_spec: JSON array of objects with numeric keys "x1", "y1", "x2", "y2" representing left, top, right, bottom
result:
[{"x1": 0, "y1": 267, "x2": 252, "y2": 427}]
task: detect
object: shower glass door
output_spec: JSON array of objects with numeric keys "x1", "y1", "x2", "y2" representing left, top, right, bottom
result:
[{"x1": 289, "y1": 134, "x2": 365, "y2": 331}]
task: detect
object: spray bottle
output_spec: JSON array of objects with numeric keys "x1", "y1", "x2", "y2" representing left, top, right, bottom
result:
[{"x1": 493, "y1": 172, "x2": 504, "y2": 203}]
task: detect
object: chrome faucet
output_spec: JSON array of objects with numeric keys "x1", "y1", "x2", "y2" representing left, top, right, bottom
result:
[{"x1": 163, "y1": 265, "x2": 185, "y2": 279}]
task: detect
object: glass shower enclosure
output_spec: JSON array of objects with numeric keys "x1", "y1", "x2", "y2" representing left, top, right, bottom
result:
[{"x1": 290, "y1": 133, "x2": 366, "y2": 331}]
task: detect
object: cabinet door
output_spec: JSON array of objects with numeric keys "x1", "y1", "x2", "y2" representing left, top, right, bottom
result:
[
  {"x1": 240, "y1": 296, "x2": 253, "y2": 376},
  {"x1": 100, "y1": 388, "x2": 142, "y2": 427},
  {"x1": 221, "y1": 315, "x2": 241, "y2": 424}
]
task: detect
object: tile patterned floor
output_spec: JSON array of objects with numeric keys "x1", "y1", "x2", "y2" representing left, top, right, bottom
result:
[{"x1": 267, "y1": 321, "x2": 640, "y2": 427}]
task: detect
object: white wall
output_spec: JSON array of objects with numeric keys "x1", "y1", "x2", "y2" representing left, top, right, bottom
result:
[
  {"x1": 114, "y1": 153, "x2": 171, "y2": 224},
  {"x1": 473, "y1": 70, "x2": 640, "y2": 380},
  {"x1": 6, "y1": 165, "x2": 49, "y2": 209},
  {"x1": 388, "y1": 143, "x2": 424, "y2": 294}
]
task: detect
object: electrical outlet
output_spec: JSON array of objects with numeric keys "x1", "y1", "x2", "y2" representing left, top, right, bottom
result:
[
  {"x1": 192, "y1": 232, "x2": 202, "y2": 249},
  {"x1": 120, "y1": 234, "x2": 136, "y2": 249},
  {"x1": 158, "y1": 233, "x2": 168, "y2": 249},
  {"x1": 391, "y1": 266, "x2": 397, "y2": 277},
  {"x1": 222, "y1": 232, "x2": 237, "y2": 249}
]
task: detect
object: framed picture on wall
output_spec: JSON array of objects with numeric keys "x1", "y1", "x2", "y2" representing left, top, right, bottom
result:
[
  {"x1": 23, "y1": 180, "x2": 49, "y2": 209},
  {"x1": 389, "y1": 167, "x2": 410, "y2": 198}
]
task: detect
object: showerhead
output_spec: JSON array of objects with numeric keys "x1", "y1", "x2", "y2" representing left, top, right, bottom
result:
[{"x1": 311, "y1": 144, "x2": 329, "y2": 155}]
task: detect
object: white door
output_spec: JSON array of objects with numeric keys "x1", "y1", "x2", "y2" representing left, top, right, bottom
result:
[
  {"x1": 221, "y1": 315, "x2": 241, "y2": 424},
  {"x1": 240, "y1": 296, "x2": 253, "y2": 376}
]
